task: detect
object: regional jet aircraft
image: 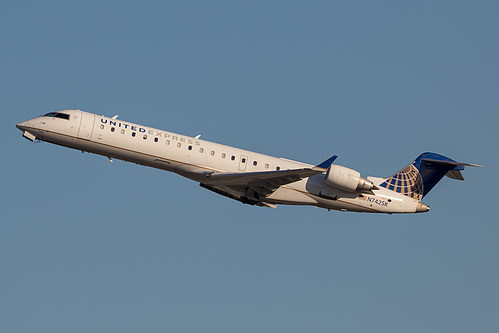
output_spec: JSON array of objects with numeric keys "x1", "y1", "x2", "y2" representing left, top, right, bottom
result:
[{"x1": 16, "y1": 110, "x2": 482, "y2": 214}]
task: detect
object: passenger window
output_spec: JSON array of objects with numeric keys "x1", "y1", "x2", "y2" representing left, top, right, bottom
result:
[
  {"x1": 166, "y1": 140, "x2": 170, "y2": 145},
  {"x1": 242, "y1": 158, "x2": 246, "y2": 163},
  {"x1": 143, "y1": 135, "x2": 147, "y2": 140},
  {"x1": 100, "y1": 124, "x2": 104, "y2": 130},
  {"x1": 111, "y1": 127, "x2": 115, "y2": 132},
  {"x1": 265, "y1": 163, "x2": 269, "y2": 169},
  {"x1": 188, "y1": 145, "x2": 192, "y2": 150},
  {"x1": 132, "y1": 132, "x2": 136, "y2": 137},
  {"x1": 199, "y1": 148, "x2": 204, "y2": 153},
  {"x1": 231, "y1": 156, "x2": 235, "y2": 161},
  {"x1": 177, "y1": 143, "x2": 181, "y2": 148},
  {"x1": 154, "y1": 137, "x2": 158, "y2": 142},
  {"x1": 253, "y1": 161, "x2": 257, "y2": 166},
  {"x1": 222, "y1": 153, "x2": 226, "y2": 158},
  {"x1": 121, "y1": 129, "x2": 125, "y2": 134},
  {"x1": 210, "y1": 151, "x2": 215, "y2": 156},
  {"x1": 276, "y1": 166, "x2": 280, "y2": 171}
]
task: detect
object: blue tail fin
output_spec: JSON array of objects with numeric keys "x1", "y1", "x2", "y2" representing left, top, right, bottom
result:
[{"x1": 379, "y1": 152, "x2": 481, "y2": 200}]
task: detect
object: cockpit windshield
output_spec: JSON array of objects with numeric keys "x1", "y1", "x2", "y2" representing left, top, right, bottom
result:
[{"x1": 42, "y1": 112, "x2": 70, "y2": 120}]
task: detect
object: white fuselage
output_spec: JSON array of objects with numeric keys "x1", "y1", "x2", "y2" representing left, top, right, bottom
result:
[{"x1": 17, "y1": 109, "x2": 424, "y2": 213}]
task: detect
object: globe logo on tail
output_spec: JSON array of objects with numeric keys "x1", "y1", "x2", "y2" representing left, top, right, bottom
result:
[{"x1": 379, "y1": 164, "x2": 424, "y2": 201}]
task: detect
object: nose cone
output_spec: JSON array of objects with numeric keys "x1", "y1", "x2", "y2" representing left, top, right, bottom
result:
[
  {"x1": 16, "y1": 120, "x2": 28, "y2": 131},
  {"x1": 416, "y1": 202, "x2": 430, "y2": 213}
]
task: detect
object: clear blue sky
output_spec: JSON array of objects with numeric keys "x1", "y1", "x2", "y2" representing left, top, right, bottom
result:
[{"x1": 1, "y1": 1, "x2": 498, "y2": 332}]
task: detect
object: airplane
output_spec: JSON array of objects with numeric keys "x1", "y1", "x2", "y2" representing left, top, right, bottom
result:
[{"x1": 16, "y1": 109, "x2": 482, "y2": 214}]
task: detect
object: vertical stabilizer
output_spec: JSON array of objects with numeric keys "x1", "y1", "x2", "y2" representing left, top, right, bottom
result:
[{"x1": 379, "y1": 152, "x2": 481, "y2": 200}]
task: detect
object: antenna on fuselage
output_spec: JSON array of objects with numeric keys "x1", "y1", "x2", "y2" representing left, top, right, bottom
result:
[
  {"x1": 112, "y1": 115, "x2": 118, "y2": 119},
  {"x1": 195, "y1": 134, "x2": 201, "y2": 139}
]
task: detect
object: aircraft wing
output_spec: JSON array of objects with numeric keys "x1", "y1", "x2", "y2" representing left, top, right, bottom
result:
[
  {"x1": 205, "y1": 168, "x2": 321, "y2": 195},
  {"x1": 202, "y1": 155, "x2": 337, "y2": 197}
]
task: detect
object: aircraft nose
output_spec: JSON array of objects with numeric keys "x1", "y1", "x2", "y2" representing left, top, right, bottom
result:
[{"x1": 16, "y1": 120, "x2": 28, "y2": 131}]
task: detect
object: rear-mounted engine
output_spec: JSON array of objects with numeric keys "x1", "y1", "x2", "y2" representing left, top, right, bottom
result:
[{"x1": 325, "y1": 165, "x2": 375, "y2": 192}]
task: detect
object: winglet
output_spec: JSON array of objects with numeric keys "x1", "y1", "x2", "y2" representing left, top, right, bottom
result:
[{"x1": 313, "y1": 155, "x2": 338, "y2": 171}]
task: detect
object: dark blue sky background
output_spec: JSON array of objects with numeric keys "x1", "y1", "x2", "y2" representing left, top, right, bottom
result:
[{"x1": 2, "y1": 1, "x2": 497, "y2": 332}]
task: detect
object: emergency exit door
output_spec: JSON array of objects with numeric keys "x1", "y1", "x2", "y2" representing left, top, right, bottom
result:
[{"x1": 238, "y1": 155, "x2": 248, "y2": 171}]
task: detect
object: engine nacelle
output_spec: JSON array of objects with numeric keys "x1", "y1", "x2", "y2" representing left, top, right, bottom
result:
[{"x1": 325, "y1": 165, "x2": 375, "y2": 192}]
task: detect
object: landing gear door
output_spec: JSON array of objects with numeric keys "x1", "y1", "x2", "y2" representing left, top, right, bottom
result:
[{"x1": 77, "y1": 111, "x2": 95, "y2": 140}]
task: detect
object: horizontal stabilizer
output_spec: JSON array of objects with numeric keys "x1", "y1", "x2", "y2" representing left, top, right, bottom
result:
[
  {"x1": 446, "y1": 170, "x2": 464, "y2": 180},
  {"x1": 421, "y1": 158, "x2": 484, "y2": 168},
  {"x1": 422, "y1": 158, "x2": 483, "y2": 182}
]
